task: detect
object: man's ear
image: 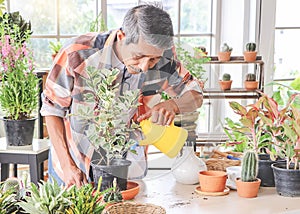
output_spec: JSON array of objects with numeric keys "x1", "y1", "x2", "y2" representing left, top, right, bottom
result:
[{"x1": 116, "y1": 30, "x2": 125, "y2": 41}]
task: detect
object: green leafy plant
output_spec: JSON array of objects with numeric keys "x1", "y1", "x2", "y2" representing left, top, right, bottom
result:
[
  {"x1": 18, "y1": 179, "x2": 71, "y2": 214},
  {"x1": 176, "y1": 43, "x2": 211, "y2": 81},
  {"x1": 220, "y1": 43, "x2": 232, "y2": 52},
  {"x1": 89, "y1": 11, "x2": 107, "y2": 32},
  {"x1": 66, "y1": 178, "x2": 106, "y2": 214},
  {"x1": 245, "y1": 42, "x2": 256, "y2": 52},
  {"x1": 241, "y1": 150, "x2": 258, "y2": 182},
  {"x1": 77, "y1": 67, "x2": 140, "y2": 165},
  {"x1": 0, "y1": 12, "x2": 39, "y2": 120},
  {"x1": 0, "y1": 180, "x2": 19, "y2": 214},
  {"x1": 0, "y1": 0, "x2": 6, "y2": 17},
  {"x1": 49, "y1": 41, "x2": 62, "y2": 55}
]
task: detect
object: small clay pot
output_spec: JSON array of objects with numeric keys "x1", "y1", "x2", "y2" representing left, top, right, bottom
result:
[
  {"x1": 199, "y1": 170, "x2": 227, "y2": 192},
  {"x1": 244, "y1": 81, "x2": 258, "y2": 90},
  {"x1": 219, "y1": 80, "x2": 232, "y2": 90},
  {"x1": 218, "y1": 52, "x2": 231, "y2": 62},
  {"x1": 236, "y1": 178, "x2": 261, "y2": 198},
  {"x1": 243, "y1": 51, "x2": 257, "y2": 62}
]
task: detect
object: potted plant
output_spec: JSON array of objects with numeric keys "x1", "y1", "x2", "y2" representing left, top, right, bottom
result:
[
  {"x1": 224, "y1": 95, "x2": 282, "y2": 187},
  {"x1": 236, "y1": 150, "x2": 261, "y2": 198},
  {"x1": 0, "y1": 12, "x2": 39, "y2": 146},
  {"x1": 49, "y1": 40, "x2": 62, "y2": 60},
  {"x1": 218, "y1": 43, "x2": 232, "y2": 62},
  {"x1": 77, "y1": 66, "x2": 140, "y2": 191},
  {"x1": 257, "y1": 93, "x2": 300, "y2": 197},
  {"x1": 219, "y1": 73, "x2": 232, "y2": 90},
  {"x1": 243, "y1": 42, "x2": 257, "y2": 62},
  {"x1": 244, "y1": 73, "x2": 259, "y2": 90},
  {"x1": 194, "y1": 46, "x2": 208, "y2": 58}
]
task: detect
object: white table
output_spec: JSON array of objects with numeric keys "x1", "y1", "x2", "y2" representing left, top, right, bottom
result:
[
  {"x1": 0, "y1": 137, "x2": 50, "y2": 184},
  {"x1": 134, "y1": 170, "x2": 300, "y2": 214}
]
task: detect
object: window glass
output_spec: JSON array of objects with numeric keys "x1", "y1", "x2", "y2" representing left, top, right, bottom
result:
[
  {"x1": 59, "y1": 0, "x2": 96, "y2": 34},
  {"x1": 10, "y1": 0, "x2": 56, "y2": 35},
  {"x1": 107, "y1": 0, "x2": 137, "y2": 29},
  {"x1": 276, "y1": 0, "x2": 300, "y2": 27},
  {"x1": 180, "y1": 0, "x2": 211, "y2": 34},
  {"x1": 274, "y1": 29, "x2": 300, "y2": 80}
]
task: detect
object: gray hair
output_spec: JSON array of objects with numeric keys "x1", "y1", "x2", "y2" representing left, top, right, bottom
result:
[{"x1": 122, "y1": 4, "x2": 174, "y2": 49}]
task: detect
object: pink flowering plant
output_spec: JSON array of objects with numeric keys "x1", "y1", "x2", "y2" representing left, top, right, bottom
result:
[{"x1": 0, "y1": 13, "x2": 39, "y2": 120}]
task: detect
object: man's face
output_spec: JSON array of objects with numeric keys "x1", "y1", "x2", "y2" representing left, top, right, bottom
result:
[{"x1": 118, "y1": 33, "x2": 164, "y2": 74}]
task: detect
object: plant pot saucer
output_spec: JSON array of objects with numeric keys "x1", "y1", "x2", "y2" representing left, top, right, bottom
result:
[
  {"x1": 121, "y1": 181, "x2": 140, "y2": 200},
  {"x1": 194, "y1": 186, "x2": 230, "y2": 196}
]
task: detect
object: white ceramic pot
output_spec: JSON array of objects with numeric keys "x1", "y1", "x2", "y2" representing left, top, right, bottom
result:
[
  {"x1": 171, "y1": 146, "x2": 207, "y2": 184},
  {"x1": 226, "y1": 166, "x2": 242, "y2": 189}
]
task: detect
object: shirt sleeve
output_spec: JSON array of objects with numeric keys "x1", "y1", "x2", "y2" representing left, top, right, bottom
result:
[{"x1": 40, "y1": 45, "x2": 76, "y2": 118}]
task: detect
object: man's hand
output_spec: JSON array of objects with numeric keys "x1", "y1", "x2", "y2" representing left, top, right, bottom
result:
[
  {"x1": 137, "y1": 99, "x2": 179, "y2": 125},
  {"x1": 63, "y1": 162, "x2": 88, "y2": 188}
]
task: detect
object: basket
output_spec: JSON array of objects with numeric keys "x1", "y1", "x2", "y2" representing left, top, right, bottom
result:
[
  {"x1": 205, "y1": 151, "x2": 243, "y2": 171},
  {"x1": 103, "y1": 202, "x2": 166, "y2": 214}
]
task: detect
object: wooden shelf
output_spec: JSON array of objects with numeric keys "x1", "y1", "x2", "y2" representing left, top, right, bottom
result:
[{"x1": 203, "y1": 88, "x2": 262, "y2": 99}]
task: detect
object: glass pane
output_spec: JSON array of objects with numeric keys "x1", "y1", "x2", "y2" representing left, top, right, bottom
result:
[
  {"x1": 276, "y1": 0, "x2": 300, "y2": 27},
  {"x1": 180, "y1": 0, "x2": 212, "y2": 34},
  {"x1": 10, "y1": 0, "x2": 56, "y2": 35},
  {"x1": 180, "y1": 36, "x2": 211, "y2": 54},
  {"x1": 107, "y1": 0, "x2": 137, "y2": 29},
  {"x1": 31, "y1": 38, "x2": 53, "y2": 69},
  {"x1": 60, "y1": 0, "x2": 96, "y2": 34},
  {"x1": 274, "y1": 29, "x2": 300, "y2": 79}
]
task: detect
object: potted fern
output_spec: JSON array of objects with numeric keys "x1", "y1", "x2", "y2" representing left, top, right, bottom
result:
[
  {"x1": 236, "y1": 150, "x2": 261, "y2": 198},
  {"x1": 76, "y1": 66, "x2": 140, "y2": 191},
  {"x1": 0, "y1": 12, "x2": 39, "y2": 146}
]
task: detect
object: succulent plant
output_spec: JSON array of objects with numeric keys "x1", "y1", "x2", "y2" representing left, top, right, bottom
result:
[
  {"x1": 220, "y1": 43, "x2": 233, "y2": 52},
  {"x1": 222, "y1": 73, "x2": 231, "y2": 81},
  {"x1": 246, "y1": 43, "x2": 256, "y2": 52},
  {"x1": 241, "y1": 150, "x2": 258, "y2": 182},
  {"x1": 245, "y1": 73, "x2": 256, "y2": 81}
]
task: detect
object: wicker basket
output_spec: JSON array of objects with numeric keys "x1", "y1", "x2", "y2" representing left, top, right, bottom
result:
[
  {"x1": 103, "y1": 202, "x2": 166, "y2": 214},
  {"x1": 205, "y1": 151, "x2": 243, "y2": 171}
]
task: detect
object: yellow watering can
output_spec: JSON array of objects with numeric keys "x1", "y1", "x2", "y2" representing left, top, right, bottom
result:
[{"x1": 139, "y1": 119, "x2": 188, "y2": 158}]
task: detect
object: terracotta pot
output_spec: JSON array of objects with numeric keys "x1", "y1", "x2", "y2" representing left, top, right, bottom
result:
[
  {"x1": 199, "y1": 170, "x2": 227, "y2": 192},
  {"x1": 219, "y1": 80, "x2": 232, "y2": 90},
  {"x1": 243, "y1": 51, "x2": 257, "y2": 62},
  {"x1": 244, "y1": 81, "x2": 258, "y2": 90},
  {"x1": 218, "y1": 52, "x2": 231, "y2": 62},
  {"x1": 236, "y1": 178, "x2": 261, "y2": 198}
]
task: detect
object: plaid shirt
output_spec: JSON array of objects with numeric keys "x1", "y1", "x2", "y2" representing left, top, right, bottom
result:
[{"x1": 41, "y1": 30, "x2": 202, "y2": 183}]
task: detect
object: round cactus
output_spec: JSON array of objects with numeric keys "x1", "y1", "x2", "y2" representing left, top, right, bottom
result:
[
  {"x1": 241, "y1": 150, "x2": 258, "y2": 182},
  {"x1": 222, "y1": 73, "x2": 231, "y2": 81},
  {"x1": 245, "y1": 73, "x2": 256, "y2": 81},
  {"x1": 220, "y1": 43, "x2": 233, "y2": 52},
  {"x1": 246, "y1": 43, "x2": 256, "y2": 52}
]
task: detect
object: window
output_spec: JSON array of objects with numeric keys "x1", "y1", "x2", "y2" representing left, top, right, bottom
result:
[{"x1": 274, "y1": 0, "x2": 300, "y2": 86}]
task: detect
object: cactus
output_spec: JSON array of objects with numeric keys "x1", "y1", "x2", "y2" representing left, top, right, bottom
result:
[
  {"x1": 220, "y1": 43, "x2": 233, "y2": 52},
  {"x1": 246, "y1": 43, "x2": 256, "y2": 52},
  {"x1": 222, "y1": 73, "x2": 231, "y2": 81},
  {"x1": 245, "y1": 73, "x2": 256, "y2": 81},
  {"x1": 241, "y1": 150, "x2": 258, "y2": 182}
]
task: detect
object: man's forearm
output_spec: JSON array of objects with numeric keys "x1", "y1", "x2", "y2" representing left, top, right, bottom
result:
[
  {"x1": 172, "y1": 90, "x2": 203, "y2": 114},
  {"x1": 45, "y1": 115, "x2": 76, "y2": 168}
]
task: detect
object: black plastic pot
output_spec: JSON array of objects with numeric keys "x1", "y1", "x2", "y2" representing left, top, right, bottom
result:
[
  {"x1": 91, "y1": 159, "x2": 131, "y2": 191},
  {"x1": 272, "y1": 162, "x2": 300, "y2": 197},
  {"x1": 2, "y1": 117, "x2": 36, "y2": 146},
  {"x1": 258, "y1": 154, "x2": 285, "y2": 187}
]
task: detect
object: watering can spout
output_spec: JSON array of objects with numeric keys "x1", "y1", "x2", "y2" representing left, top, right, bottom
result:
[{"x1": 139, "y1": 119, "x2": 188, "y2": 158}]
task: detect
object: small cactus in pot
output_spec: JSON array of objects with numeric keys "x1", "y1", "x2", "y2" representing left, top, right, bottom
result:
[
  {"x1": 219, "y1": 73, "x2": 232, "y2": 90},
  {"x1": 218, "y1": 43, "x2": 232, "y2": 62},
  {"x1": 241, "y1": 150, "x2": 258, "y2": 182},
  {"x1": 236, "y1": 150, "x2": 261, "y2": 198},
  {"x1": 244, "y1": 73, "x2": 258, "y2": 90},
  {"x1": 244, "y1": 42, "x2": 257, "y2": 62}
]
